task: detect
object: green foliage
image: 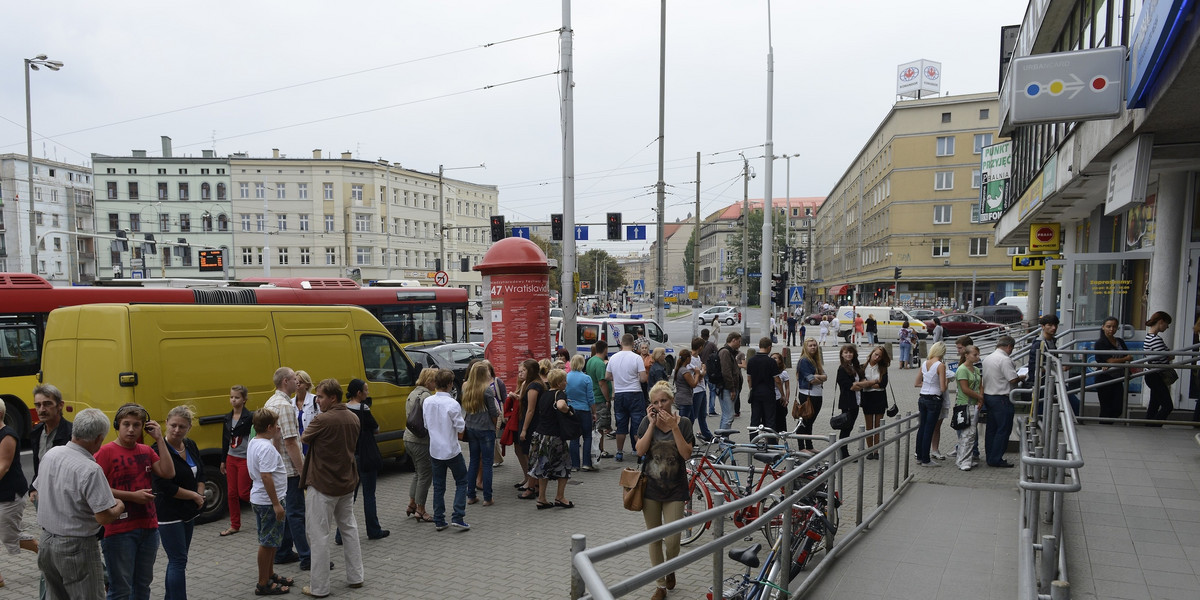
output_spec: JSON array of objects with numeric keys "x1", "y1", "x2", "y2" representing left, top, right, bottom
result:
[{"x1": 724, "y1": 209, "x2": 788, "y2": 306}]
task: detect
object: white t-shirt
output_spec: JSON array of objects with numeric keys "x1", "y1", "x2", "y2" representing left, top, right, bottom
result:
[
  {"x1": 819, "y1": 320, "x2": 830, "y2": 334},
  {"x1": 776, "y1": 370, "x2": 790, "y2": 401},
  {"x1": 606, "y1": 350, "x2": 646, "y2": 393},
  {"x1": 689, "y1": 356, "x2": 705, "y2": 393},
  {"x1": 981, "y1": 349, "x2": 1020, "y2": 396},
  {"x1": 247, "y1": 437, "x2": 287, "y2": 506}
]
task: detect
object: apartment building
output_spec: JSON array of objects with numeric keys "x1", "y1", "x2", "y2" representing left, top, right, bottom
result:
[
  {"x1": 813, "y1": 93, "x2": 1023, "y2": 309},
  {"x1": 0, "y1": 154, "x2": 97, "y2": 284}
]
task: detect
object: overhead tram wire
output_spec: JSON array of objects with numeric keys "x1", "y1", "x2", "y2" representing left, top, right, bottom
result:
[
  {"x1": 496, "y1": 144, "x2": 763, "y2": 189},
  {"x1": 0, "y1": 28, "x2": 563, "y2": 153}
]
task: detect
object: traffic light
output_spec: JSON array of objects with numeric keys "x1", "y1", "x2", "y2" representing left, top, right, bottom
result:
[
  {"x1": 175, "y1": 238, "x2": 190, "y2": 259},
  {"x1": 115, "y1": 229, "x2": 129, "y2": 251},
  {"x1": 551, "y1": 213, "x2": 564, "y2": 241},
  {"x1": 142, "y1": 233, "x2": 156, "y2": 255},
  {"x1": 894, "y1": 266, "x2": 902, "y2": 279},
  {"x1": 490, "y1": 215, "x2": 505, "y2": 242},
  {"x1": 460, "y1": 257, "x2": 470, "y2": 272},
  {"x1": 771, "y1": 273, "x2": 788, "y2": 308},
  {"x1": 606, "y1": 212, "x2": 622, "y2": 240},
  {"x1": 798, "y1": 250, "x2": 807, "y2": 265}
]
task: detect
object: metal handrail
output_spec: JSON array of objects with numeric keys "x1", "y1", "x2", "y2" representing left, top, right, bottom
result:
[{"x1": 570, "y1": 412, "x2": 920, "y2": 600}]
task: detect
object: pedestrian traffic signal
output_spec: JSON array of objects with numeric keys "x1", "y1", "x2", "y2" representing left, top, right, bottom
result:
[
  {"x1": 490, "y1": 215, "x2": 505, "y2": 242},
  {"x1": 606, "y1": 212, "x2": 622, "y2": 240},
  {"x1": 551, "y1": 213, "x2": 564, "y2": 241},
  {"x1": 894, "y1": 266, "x2": 902, "y2": 279}
]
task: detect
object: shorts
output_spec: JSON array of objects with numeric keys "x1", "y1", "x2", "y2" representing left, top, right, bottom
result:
[
  {"x1": 613, "y1": 391, "x2": 646, "y2": 435},
  {"x1": 595, "y1": 400, "x2": 613, "y2": 433},
  {"x1": 253, "y1": 503, "x2": 285, "y2": 548}
]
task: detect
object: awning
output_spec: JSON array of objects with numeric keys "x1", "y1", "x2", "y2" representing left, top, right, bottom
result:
[{"x1": 829, "y1": 284, "x2": 850, "y2": 296}]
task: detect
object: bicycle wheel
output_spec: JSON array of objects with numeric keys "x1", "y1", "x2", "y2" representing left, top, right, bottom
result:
[{"x1": 681, "y1": 477, "x2": 714, "y2": 546}]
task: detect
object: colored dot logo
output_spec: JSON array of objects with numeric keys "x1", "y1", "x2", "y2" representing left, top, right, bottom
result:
[
  {"x1": 1091, "y1": 76, "x2": 1109, "y2": 91},
  {"x1": 1024, "y1": 73, "x2": 1119, "y2": 99},
  {"x1": 1026, "y1": 83, "x2": 1041, "y2": 96},
  {"x1": 1048, "y1": 80, "x2": 1065, "y2": 95}
]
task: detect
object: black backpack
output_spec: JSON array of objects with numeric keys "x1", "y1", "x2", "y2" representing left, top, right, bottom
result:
[{"x1": 707, "y1": 347, "x2": 727, "y2": 387}]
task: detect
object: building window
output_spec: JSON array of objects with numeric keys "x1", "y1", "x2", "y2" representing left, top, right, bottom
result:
[
  {"x1": 53, "y1": 238, "x2": 61, "y2": 251},
  {"x1": 107, "y1": 213, "x2": 120, "y2": 232},
  {"x1": 242, "y1": 247, "x2": 253, "y2": 265},
  {"x1": 973, "y1": 133, "x2": 994, "y2": 154},
  {"x1": 277, "y1": 214, "x2": 287, "y2": 232},
  {"x1": 296, "y1": 214, "x2": 308, "y2": 231},
  {"x1": 239, "y1": 183, "x2": 249, "y2": 199},
  {"x1": 1007, "y1": 246, "x2": 1027, "y2": 255},
  {"x1": 300, "y1": 247, "x2": 311, "y2": 265},
  {"x1": 256, "y1": 214, "x2": 265, "y2": 232},
  {"x1": 351, "y1": 184, "x2": 364, "y2": 205},
  {"x1": 936, "y1": 136, "x2": 955, "y2": 156},
  {"x1": 201, "y1": 182, "x2": 211, "y2": 200},
  {"x1": 202, "y1": 213, "x2": 213, "y2": 232},
  {"x1": 971, "y1": 203, "x2": 981, "y2": 223},
  {"x1": 325, "y1": 247, "x2": 337, "y2": 265},
  {"x1": 160, "y1": 214, "x2": 171, "y2": 232},
  {"x1": 325, "y1": 214, "x2": 334, "y2": 232},
  {"x1": 129, "y1": 213, "x2": 141, "y2": 233},
  {"x1": 935, "y1": 171, "x2": 954, "y2": 190},
  {"x1": 979, "y1": 108, "x2": 990, "y2": 120},
  {"x1": 179, "y1": 213, "x2": 191, "y2": 233},
  {"x1": 217, "y1": 183, "x2": 227, "y2": 201},
  {"x1": 107, "y1": 181, "x2": 118, "y2": 199},
  {"x1": 157, "y1": 168, "x2": 167, "y2": 175},
  {"x1": 276, "y1": 183, "x2": 286, "y2": 200},
  {"x1": 51, "y1": 214, "x2": 59, "y2": 227},
  {"x1": 969, "y1": 237, "x2": 989, "y2": 256},
  {"x1": 128, "y1": 182, "x2": 139, "y2": 201},
  {"x1": 323, "y1": 183, "x2": 334, "y2": 200},
  {"x1": 178, "y1": 168, "x2": 188, "y2": 175},
  {"x1": 200, "y1": 168, "x2": 210, "y2": 175},
  {"x1": 356, "y1": 246, "x2": 370, "y2": 265},
  {"x1": 297, "y1": 183, "x2": 308, "y2": 199},
  {"x1": 278, "y1": 247, "x2": 289, "y2": 265},
  {"x1": 941, "y1": 112, "x2": 951, "y2": 123},
  {"x1": 354, "y1": 214, "x2": 369, "y2": 232},
  {"x1": 257, "y1": 248, "x2": 264, "y2": 265},
  {"x1": 218, "y1": 214, "x2": 229, "y2": 232},
  {"x1": 972, "y1": 169, "x2": 982, "y2": 189},
  {"x1": 255, "y1": 183, "x2": 265, "y2": 199},
  {"x1": 178, "y1": 182, "x2": 189, "y2": 201},
  {"x1": 241, "y1": 214, "x2": 251, "y2": 232},
  {"x1": 127, "y1": 168, "x2": 137, "y2": 175},
  {"x1": 158, "y1": 182, "x2": 168, "y2": 200},
  {"x1": 932, "y1": 238, "x2": 950, "y2": 257}
]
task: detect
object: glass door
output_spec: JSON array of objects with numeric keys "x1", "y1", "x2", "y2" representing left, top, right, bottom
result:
[{"x1": 1061, "y1": 252, "x2": 1152, "y2": 332}]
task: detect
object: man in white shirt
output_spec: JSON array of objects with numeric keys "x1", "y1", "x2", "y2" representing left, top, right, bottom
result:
[
  {"x1": 605, "y1": 333, "x2": 648, "y2": 463},
  {"x1": 423, "y1": 369, "x2": 470, "y2": 531},
  {"x1": 980, "y1": 336, "x2": 1026, "y2": 468}
]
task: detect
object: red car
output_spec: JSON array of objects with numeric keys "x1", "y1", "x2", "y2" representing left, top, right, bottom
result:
[{"x1": 924, "y1": 313, "x2": 1005, "y2": 337}]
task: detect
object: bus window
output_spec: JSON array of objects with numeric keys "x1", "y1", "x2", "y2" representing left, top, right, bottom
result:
[
  {"x1": 0, "y1": 318, "x2": 41, "y2": 377},
  {"x1": 360, "y1": 334, "x2": 414, "y2": 386},
  {"x1": 577, "y1": 324, "x2": 600, "y2": 345},
  {"x1": 442, "y1": 306, "x2": 468, "y2": 343}
]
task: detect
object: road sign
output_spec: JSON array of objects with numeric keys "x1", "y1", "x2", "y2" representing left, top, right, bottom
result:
[
  {"x1": 688, "y1": 291, "x2": 698, "y2": 300},
  {"x1": 788, "y1": 286, "x2": 804, "y2": 306},
  {"x1": 811, "y1": 279, "x2": 824, "y2": 284},
  {"x1": 672, "y1": 285, "x2": 686, "y2": 294},
  {"x1": 511, "y1": 227, "x2": 530, "y2": 239},
  {"x1": 574, "y1": 226, "x2": 588, "y2": 240},
  {"x1": 626, "y1": 225, "x2": 647, "y2": 240},
  {"x1": 131, "y1": 270, "x2": 145, "y2": 279},
  {"x1": 1012, "y1": 254, "x2": 1061, "y2": 271},
  {"x1": 580, "y1": 280, "x2": 591, "y2": 290},
  {"x1": 735, "y1": 267, "x2": 745, "y2": 275},
  {"x1": 434, "y1": 270, "x2": 449, "y2": 286},
  {"x1": 632, "y1": 279, "x2": 645, "y2": 294},
  {"x1": 748, "y1": 272, "x2": 762, "y2": 278},
  {"x1": 130, "y1": 258, "x2": 144, "y2": 268}
]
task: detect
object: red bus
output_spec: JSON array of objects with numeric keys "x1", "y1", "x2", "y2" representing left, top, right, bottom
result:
[{"x1": 0, "y1": 273, "x2": 468, "y2": 439}]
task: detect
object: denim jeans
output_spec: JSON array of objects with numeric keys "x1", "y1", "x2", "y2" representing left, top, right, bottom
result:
[
  {"x1": 158, "y1": 519, "x2": 194, "y2": 600},
  {"x1": 916, "y1": 394, "x2": 942, "y2": 464},
  {"x1": 717, "y1": 388, "x2": 735, "y2": 429},
  {"x1": 707, "y1": 383, "x2": 721, "y2": 415},
  {"x1": 983, "y1": 394, "x2": 1015, "y2": 465},
  {"x1": 357, "y1": 468, "x2": 383, "y2": 537},
  {"x1": 613, "y1": 391, "x2": 646, "y2": 436},
  {"x1": 566, "y1": 410, "x2": 593, "y2": 469},
  {"x1": 431, "y1": 453, "x2": 468, "y2": 526},
  {"x1": 101, "y1": 528, "x2": 159, "y2": 600},
  {"x1": 283, "y1": 475, "x2": 310, "y2": 563},
  {"x1": 466, "y1": 428, "x2": 497, "y2": 500},
  {"x1": 688, "y1": 390, "x2": 712, "y2": 439}
]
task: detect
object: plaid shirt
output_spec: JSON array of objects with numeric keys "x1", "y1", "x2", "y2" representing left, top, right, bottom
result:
[{"x1": 263, "y1": 390, "x2": 300, "y2": 477}]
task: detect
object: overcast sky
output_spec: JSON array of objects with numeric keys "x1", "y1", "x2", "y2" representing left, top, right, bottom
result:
[{"x1": 1, "y1": 0, "x2": 1027, "y2": 253}]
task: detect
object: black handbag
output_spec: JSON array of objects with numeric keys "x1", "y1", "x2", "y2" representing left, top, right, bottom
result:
[
  {"x1": 554, "y1": 391, "x2": 582, "y2": 439},
  {"x1": 829, "y1": 411, "x2": 851, "y2": 430},
  {"x1": 885, "y1": 386, "x2": 899, "y2": 418},
  {"x1": 950, "y1": 404, "x2": 972, "y2": 430}
]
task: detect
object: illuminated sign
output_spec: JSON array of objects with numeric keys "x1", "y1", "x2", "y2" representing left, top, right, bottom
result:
[{"x1": 198, "y1": 249, "x2": 224, "y2": 272}]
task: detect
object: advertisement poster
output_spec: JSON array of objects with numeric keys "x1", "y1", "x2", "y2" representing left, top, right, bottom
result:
[{"x1": 482, "y1": 272, "x2": 550, "y2": 387}]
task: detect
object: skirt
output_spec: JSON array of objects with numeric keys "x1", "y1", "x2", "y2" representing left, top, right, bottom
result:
[
  {"x1": 528, "y1": 432, "x2": 572, "y2": 480},
  {"x1": 860, "y1": 390, "x2": 888, "y2": 415}
]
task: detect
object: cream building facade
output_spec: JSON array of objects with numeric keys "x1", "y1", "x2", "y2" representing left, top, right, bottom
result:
[{"x1": 0, "y1": 154, "x2": 97, "y2": 284}]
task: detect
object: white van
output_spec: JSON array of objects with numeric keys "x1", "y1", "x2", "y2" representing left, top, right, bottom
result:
[
  {"x1": 556, "y1": 314, "x2": 673, "y2": 358},
  {"x1": 997, "y1": 295, "x2": 1029, "y2": 317},
  {"x1": 835, "y1": 306, "x2": 928, "y2": 343}
]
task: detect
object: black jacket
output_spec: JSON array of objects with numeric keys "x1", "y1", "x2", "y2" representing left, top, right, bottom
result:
[
  {"x1": 153, "y1": 438, "x2": 206, "y2": 523},
  {"x1": 221, "y1": 409, "x2": 254, "y2": 459},
  {"x1": 29, "y1": 418, "x2": 72, "y2": 493}
]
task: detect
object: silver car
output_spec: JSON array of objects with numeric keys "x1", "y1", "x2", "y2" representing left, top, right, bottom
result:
[{"x1": 698, "y1": 306, "x2": 740, "y2": 325}]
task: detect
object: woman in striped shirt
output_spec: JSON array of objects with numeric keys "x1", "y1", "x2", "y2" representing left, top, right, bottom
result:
[{"x1": 1143, "y1": 311, "x2": 1175, "y2": 425}]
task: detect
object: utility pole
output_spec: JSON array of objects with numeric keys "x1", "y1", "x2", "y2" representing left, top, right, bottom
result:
[
  {"x1": 560, "y1": 0, "x2": 578, "y2": 353},
  {"x1": 759, "y1": 2, "x2": 776, "y2": 338},
  {"x1": 693, "y1": 151, "x2": 700, "y2": 340},
  {"x1": 740, "y1": 154, "x2": 750, "y2": 341},
  {"x1": 653, "y1": 0, "x2": 667, "y2": 327}
]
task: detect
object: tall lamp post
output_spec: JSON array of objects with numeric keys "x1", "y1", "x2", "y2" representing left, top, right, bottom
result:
[{"x1": 25, "y1": 54, "x2": 63, "y2": 276}]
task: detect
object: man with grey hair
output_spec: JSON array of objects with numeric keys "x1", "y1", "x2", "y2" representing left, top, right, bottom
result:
[
  {"x1": 262, "y1": 366, "x2": 313, "y2": 569},
  {"x1": 34, "y1": 408, "x2": 125, "y2": 600},
  {"x1": 981, "y1": 335, "x2": 1026, "y2": 468},
  {"x1": 28, "y1": 384, "x2": 72, "y2": 502}
]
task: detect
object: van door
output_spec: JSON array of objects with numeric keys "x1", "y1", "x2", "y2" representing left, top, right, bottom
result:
[{"x1": 358, "y1": 333, "x2": 416, "y2": 457}]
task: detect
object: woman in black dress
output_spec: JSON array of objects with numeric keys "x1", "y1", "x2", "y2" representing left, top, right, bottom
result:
[
  {"x1": 859, "y1": 346, "x2": 890, "y2": 459},
  {"x1": 834, "y1": 345, "x2": 865, "y2": 460},
  {"x1": 1093, "y1": 316, "x2": 1133, "y2": 423}
]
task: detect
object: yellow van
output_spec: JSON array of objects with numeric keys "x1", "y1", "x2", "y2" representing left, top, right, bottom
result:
[
  {"x1": 39, "y1": 303, "x2": 417, "y2": 522},
  {"x1": 835, "y1": 305, "x2": 928, "y2": 343}
]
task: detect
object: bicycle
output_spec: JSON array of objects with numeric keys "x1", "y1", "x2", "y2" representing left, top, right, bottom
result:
[{"x1": 707, "y1": 501, "x2": 831, "y2": 600}]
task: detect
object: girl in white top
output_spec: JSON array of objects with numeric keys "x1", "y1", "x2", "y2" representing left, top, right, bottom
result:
[
  {"x1": 913, "y1": 342, "x2": 947, "y2": 467},
  {"x1": 818, "y1": 317, "x2": 830, "y2": 345}
]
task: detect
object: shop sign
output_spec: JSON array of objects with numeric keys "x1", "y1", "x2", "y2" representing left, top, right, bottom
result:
[
  {"x1": 1105, "y1": 134, "x2": 1154, "y2": 215},
  {"x1": 896, "y1": 59, "x2": 941, "y2": 99},
  {"x1": 1029, "y1": 223, "x2": 1061, "y2": 252},
  {"x1": 1008, "y1": 46, "x2": 1125, "y2": 126},
  {"x1": 1128, "y1": 0, "x2": 1196, "y2": 108},
  {"x1": 1012, "y1": 254, "x2": 1061, "y2": 271},
  {"x1": 1017, "y1": 173, "x2": 1044, "y2": 220}
]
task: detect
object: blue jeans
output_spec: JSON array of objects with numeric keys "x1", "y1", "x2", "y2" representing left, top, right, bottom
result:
[
  {"x1": 282, "y1": 475, "x2": 310, "y2": 563},
  {"x1": 708, "y1": 383, "x2": 721, "y2": 415},
  {"x1": 613, "y1": 391, "x2": 646, "y2": 436},
  {"x1": 159, "y1": 520, "x2": 194, "y2": 600},
  {"x1": 688, "y1": 390, "x2": 712, "y2": 439},
  {"x1": 916, "y1": 394, "x2": 942, "y2": 464},
  {"x1": 899, "y1": 342, "x2": 912, "y2": 364},
  {"x1": 983, "y1": 394, "x2": 1015, "y2": 466},
  {"x1": 567, "y1": 410, "x2": 594, "y2": 469},
  {"x1": 717, "y1": 388, "x2": 735, "y2": 429},
  {"x1": 431, "y1": 453, "x2": 468, "y2": 526},
  {"x1": 466, "y1": 428, "x2": 497, "y2": 500},
  {"x1": 101, "y1": 528, "x2": 159, "y2": 600}
]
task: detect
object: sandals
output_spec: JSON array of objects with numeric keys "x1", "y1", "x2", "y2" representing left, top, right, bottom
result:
[
  {"x1": 220, "y1": 528, "x2": 241, "y2": 537},
  {"x1": 255, "y1": 581, "x2": 290, "y2": 596},
  {"x1": 270, "y1": 573, "x2": 295, "y2": 587},
  {"x1": 536, "y1": 501, "x2": 555, "y2": 510},
  {"x1": 555, "y1": 500, "x2": 575, "y2": 509},
  {"x1": 412, "y1": 511, "x2": 435, "y2": 523},
  {"x1": 405, "y1": 502, "x2": 417, "y2": 517},
  {"x1": 517, "y1": 490, "x2": 538, "y2": 500}
]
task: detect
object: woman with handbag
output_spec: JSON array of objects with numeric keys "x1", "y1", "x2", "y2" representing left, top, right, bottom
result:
[
  {"x1": 1093, "y1": 317, "x2": 1133, "y2": 423},
  {"x1": 795, "y1": 338, "x2": 827, "y2": 451},
  {"x1": 635, "y1": 381, "x2": 695, "y2": 600},
  {"x1": 860, "y1": 346, "x2": 890, "y2": 459},
  {"x1": 834, "y1": 345, "x2": 865, "y2": 460},
  {"x1": 405, "y1": 368, "x2": 438, "y2": 522},
  {"x1": 526, "y1": 369, "x2": 573, "y2": 510},
  {"x1": 953, "y1": 345, "x2": 983, "y2": 471},
  {"x1": 462, "y1": 362, "x2": 500, "y2": 506},
  {"x1": 913, "y1": 341, "x2": 948, "y2": 467},
  {"x1": 1143, "y1": 311, "x2": 1176, "y2": 425}
]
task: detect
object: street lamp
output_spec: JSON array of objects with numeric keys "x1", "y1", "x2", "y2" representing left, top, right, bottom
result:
[{"x1": 25, "y1": 54, "x2": 63, "y2": 276}]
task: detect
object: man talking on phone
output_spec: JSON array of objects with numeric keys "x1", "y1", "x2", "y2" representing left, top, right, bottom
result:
[{"x1": 94, "y1": 403, "x2": 175, "y2": 600}]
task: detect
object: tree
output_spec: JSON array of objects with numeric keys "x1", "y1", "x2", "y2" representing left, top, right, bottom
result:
[
  {"x1": 724, "y1": 209, "x2": 787, "y2": 306},
  {"x1": 577, "y1": 249, "x2": 626, "y2": 296},
  {"x1": 682, "y1": 228, "x2": 696, "y2": 287}
]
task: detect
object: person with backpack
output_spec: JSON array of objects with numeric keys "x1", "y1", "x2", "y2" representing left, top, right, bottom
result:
[
  {"x1": 716, "y1": 332, "x2": 744, "y2": 430},
  {"x1": 699, "y1": 329, "x2": 719, "y2": 417}
]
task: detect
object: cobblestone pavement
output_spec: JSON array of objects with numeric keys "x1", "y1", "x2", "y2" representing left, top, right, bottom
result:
[{"x1": 1, "y1": 351, "x2": 1025, "y2": 600}]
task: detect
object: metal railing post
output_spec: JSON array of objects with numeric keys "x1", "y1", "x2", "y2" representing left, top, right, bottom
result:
[
  {"x1": 855, "y1": 425, "x2": 866, "y2": 525},
  {"x1": 777, "y1": 456, "x2": 795, "y2": 593},
  {"x1": 1051, "y1": 580, "x2": 1070, "y2": 600},
  {"x1": 1039, "y1": 534, "x2": 1057, "y2": 594},
  {"x1": 903, "y1": 412, "x2": 912, "y2": 480},
  {"x1": 571, "y1": 534, "x2": 587, "y2": 599},
  {"x1": 876, "y1": 422, "x2": 885, "y2": 507},
  {"x1": 712, "y1": 491, "x2": 725, "y2": 600}
]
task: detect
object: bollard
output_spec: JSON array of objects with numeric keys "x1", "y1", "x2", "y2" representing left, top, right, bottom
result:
[
  {"x1": 712, "y1": 491, "x2": 725, "y2": 600},
  {"x1": 1039, "y1": 534, "x2": 1057, "y2": 595},
  {"x1": 570, "y1": 534, "x2": 587, "y2": 600},
  {"x1": 1050, "y1": 580, "x2": 1070, "y2": 600}
]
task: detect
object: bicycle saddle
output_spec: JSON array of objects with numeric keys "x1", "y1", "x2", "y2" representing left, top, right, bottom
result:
[
  {"x1": 713, "y1": 429, "x2": 740, "y2": 437},
  {"x1": 753, "y1": 452, "x2": 784, "y2": 464},
  {"x1": 727, "y1": 543, "x2": 762, "y2": 568}
]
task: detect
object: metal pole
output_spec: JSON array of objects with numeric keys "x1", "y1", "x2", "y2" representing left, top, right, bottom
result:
[
  {"x1": 759, "y1": 4, "x2": 775, "y2": 338},
  {"x1": 785, "y1": 155, "x2": 792, "y2": 282},
  {"x1": 25, "y1": 60, "x2": 37, "y2": 276},
  {"x1": 654, "y1": 0, "x2": 667, "y2": 328},
  {"x1": 560, "y1": 0, "x2": 578, "y2": 353},
  {"x1": 741, "y1": 156, "x2": 750, "y2": 341},
  {"x1": 438, "y1": 164, "x2": 445, "y2": 273},
  {"x1": 570, "y1": 534, "x2": 587, "y2": 599},
  {"x1": 693, "y1": 151, "x2": 701, "y2": 340},
  {"x1": 712, "y1": 491, "x2": 726, "y2": 600}
]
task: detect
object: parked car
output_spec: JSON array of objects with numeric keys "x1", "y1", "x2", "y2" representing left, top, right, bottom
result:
[
  {"x1": 404, "y1": 342, "x2": 485, "y2": 397},
  {"x1": 549, "y1": 307, "x2": 564, "y2": 331},
  {"x1": 970, "y1": 305, "x2": 1025, "y2": 325},
  {"x1": 908, "y1": 308, "x2": 947, "y2": 321},
  {"x1": 923, "y1": 313, "x2": 1005, "y2": 337},
  {"x1": 698, "y1": 306, "x2": 741, "y2": 325},
  {"x1": 804, "y1": 310, "x2": 836, "y2": 326}
]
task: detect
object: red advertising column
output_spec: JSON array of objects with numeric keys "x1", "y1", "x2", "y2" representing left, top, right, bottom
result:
[{"x1": 474, "y1": 238, "x2": 551, "y2": 390}]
